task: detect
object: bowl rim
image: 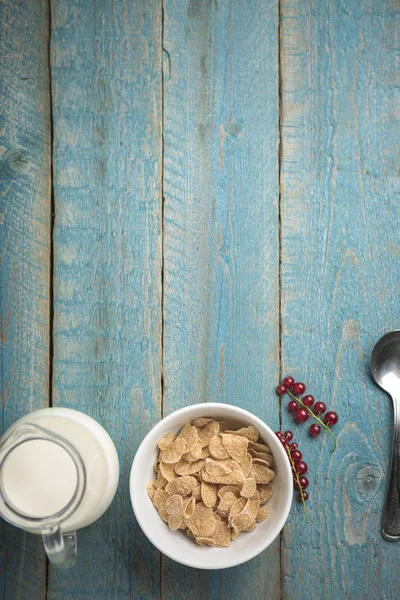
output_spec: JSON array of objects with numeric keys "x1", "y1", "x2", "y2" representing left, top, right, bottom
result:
[{"x1": 130, "y1": 403, "x2": 293, "y2": 569}]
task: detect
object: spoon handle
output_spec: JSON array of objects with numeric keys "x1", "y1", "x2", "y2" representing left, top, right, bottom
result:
[{"x1": 381, "y1": 397, "x2": 400, "y2": 541}]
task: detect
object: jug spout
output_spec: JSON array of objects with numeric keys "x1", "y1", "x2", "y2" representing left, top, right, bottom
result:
[{"x1": 42, "y1": 526, "x2": 77, "y2": 569}]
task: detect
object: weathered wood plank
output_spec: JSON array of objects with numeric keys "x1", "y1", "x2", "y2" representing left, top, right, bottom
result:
[
  {"x1": 49, "y1": 1, "x2": 162, "y2": 598},
  {"x1": 0, "y1": 0, "x2": 51, "y2": 597},
  {"x1": 281, "y1": 1, "x2": 400, "y2": 599},
  {"x1": 162, "y1": 0, "x2": 280, "y2": 598}
]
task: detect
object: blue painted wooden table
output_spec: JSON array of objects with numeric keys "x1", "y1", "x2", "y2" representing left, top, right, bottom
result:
[{"x1": 1, "y1": 0, "x2": 400, "y2": 598}]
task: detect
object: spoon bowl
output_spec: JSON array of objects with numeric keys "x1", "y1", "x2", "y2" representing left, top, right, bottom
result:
[
  {"x1": 371, "y1": 331, "x2": 400, "y2": 541},
  {"x1": 371, "y1": 330, "x2": 400, "y2": 395}
]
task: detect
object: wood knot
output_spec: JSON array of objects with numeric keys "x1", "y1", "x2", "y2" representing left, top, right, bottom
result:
[
  {"x1": 227, "y1": 120, "x2": 243, "y2": 138},
  {"x1": 1, "y1": 149, "x2": 29, "y2": 175},
  {"x1": 355, "y1": 465, "x2": 382, "y2": 501},
  {"x1": 9, "y1": 151, "x2": 28, "y2": 171}
]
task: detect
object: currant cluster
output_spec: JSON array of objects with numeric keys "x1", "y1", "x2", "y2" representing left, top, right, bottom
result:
[
  {"x1": 275, "y1": 431, "x2": 309, "y2": 520},
  {"x1": 276, "y1": 376, "x2": 339, "y2": 451}
]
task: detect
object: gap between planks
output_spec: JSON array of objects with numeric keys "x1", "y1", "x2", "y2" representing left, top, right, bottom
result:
[
  {"x1": 278, "y1": 0, "x2": 283, "y2": 597},
  {"x1": 46, "y1": 0, "x2": 55, "y2": 596},
  {"x1": 160, "y1": 2, "x2": 166, "y2": 599}
]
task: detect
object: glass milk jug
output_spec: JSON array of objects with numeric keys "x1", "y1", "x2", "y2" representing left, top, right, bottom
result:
[{"x1": 0, "y1": 407, "x2": 119, "y2": 568}]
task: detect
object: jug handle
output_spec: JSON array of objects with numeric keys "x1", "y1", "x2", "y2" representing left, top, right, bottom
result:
[
  {"x1": 0, "y1": 423, "x2": 85, "y2": 570},
  {"x1": 42, "y1": 526, "x2": 77, "y2": 569}
]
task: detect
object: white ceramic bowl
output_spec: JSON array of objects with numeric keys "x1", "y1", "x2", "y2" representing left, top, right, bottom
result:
[{"x1": 130, "y1": 403, "x2": 292, "y2": 570}]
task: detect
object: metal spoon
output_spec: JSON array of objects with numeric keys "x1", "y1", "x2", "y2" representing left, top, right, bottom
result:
[{"x1": 371, "y1": 330, "x2": 400, "y2": 541}]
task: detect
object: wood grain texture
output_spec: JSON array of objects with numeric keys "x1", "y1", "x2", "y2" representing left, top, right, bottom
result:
[
  {"x1": 49, "y1": 1, "x2": 162, "y2": 597},
  {"x1": 0, "y1": 0, "x2": 51, "y2": 597},
  {"x1": 280, "y1": 1, "x2": 400, "y2": 599},
  {"x1": 162, "y1": 0, "x2": 280, "y2": 598}
]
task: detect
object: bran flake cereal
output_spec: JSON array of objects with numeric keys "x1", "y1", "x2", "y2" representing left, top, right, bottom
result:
[{"x1": 147, "y1": 418, "x2": 276, "y2": 546}]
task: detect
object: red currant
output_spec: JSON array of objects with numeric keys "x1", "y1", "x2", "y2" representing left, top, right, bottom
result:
[
  {"x1": 275, "y1": 431, "x2": 285, "y2": 441},
  {"x1": 294, "y1": 475, "x2": 309, "y2": 489},
  {"x1": 284, "y1": 430, "x2": 293, "y2": 442},
  {"x1": 288, "y1": 442, "x2": 298, "y2": 451},
  {"x1": 276, "y1": 384, "x2": 287, "y2": 396},
  {"x1": 298, "y1": 491, "x2": 309, "y2": 502},
  {"x1": 302, "y1": 394, "x2": 314, "y2": 407},
  {"x1": 295, "y1": 407, "x2": 309, "y2": 423},
  {"x1": 291, "y1": 449, "x2": 302, "y2": 461},
  {"x1": 309, "y1": 423, "x2": 321, "y2": 437},
  {"x1": 283, "y1": 376, "x2": 295, "y2": 389},
  {"x1": 293, "y1": 381, "x2": 306, "y2": 395},
  {"x1": 313, "y1": 401, "x2": 326, "y2": 415},
  {"x1": 287, "y1": 400, "x2": 298, "y2": 412},
  {"x1": 295, "y1": 460, "x2": 308, "y2": 475},
  {"x1": 324, "y1": 411, "x2": 339, "y2": 426}
]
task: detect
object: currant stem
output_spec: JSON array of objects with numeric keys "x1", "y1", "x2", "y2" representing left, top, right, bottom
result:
[
  {"x1": 285, "y1": 442, "x2": 309, "y2": 522},
  {"x1": 287, "y1": 390, "x2": 337, "y2": 452}
]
